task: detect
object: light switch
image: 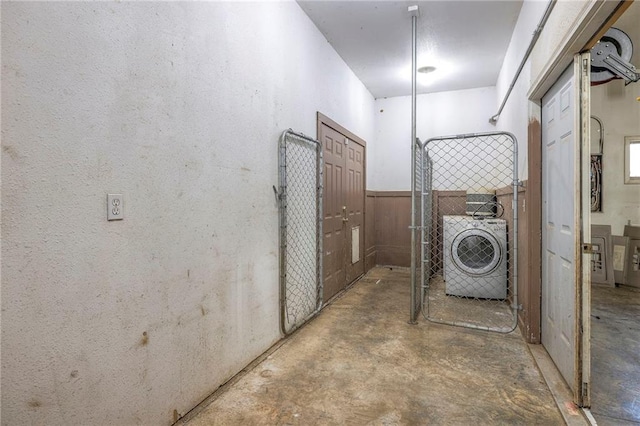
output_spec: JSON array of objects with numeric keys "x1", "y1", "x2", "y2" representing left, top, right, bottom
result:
[{"x1": 107, "y1": 194, "x2": 123, "y2": 221}]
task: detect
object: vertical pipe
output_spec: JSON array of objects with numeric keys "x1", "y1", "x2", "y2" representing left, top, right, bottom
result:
[
  {"x1": 420, "y1": 143, "x2": 425, "y2": 313},
  {"x1": 409, "y1": 7, "x2": 418, "y2": 324}
]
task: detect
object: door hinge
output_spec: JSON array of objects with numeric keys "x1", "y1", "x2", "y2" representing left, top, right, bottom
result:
[{"x1": 582, "y1": 243, "x2": 596, "y2": 254}]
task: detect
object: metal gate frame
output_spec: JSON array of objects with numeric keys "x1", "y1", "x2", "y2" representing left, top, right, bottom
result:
[
  {"x1": 278, "y1": 129, "x2": 323, "y2": 335},
  {"x1": 411, "y1": 137, "x2": 423, "y2": 322},
  {"x1": 417, "y1": 131, "x2": 519, "y2": 333}
]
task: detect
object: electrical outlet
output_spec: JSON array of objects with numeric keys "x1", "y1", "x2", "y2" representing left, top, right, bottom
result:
[{"x1": 107, "y1": 194, "x2": 123, "y2": 221}]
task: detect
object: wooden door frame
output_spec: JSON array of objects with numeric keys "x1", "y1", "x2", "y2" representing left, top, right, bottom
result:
[
  {"x1": 317, "y1": 112, "x2": 367, "y2": 286},
  {"x1": 317, "y1": 112, "x2": 367, "y2": 149},
  {"x1": 526, "y1": 0, "x2": 630, "y2": 406}
]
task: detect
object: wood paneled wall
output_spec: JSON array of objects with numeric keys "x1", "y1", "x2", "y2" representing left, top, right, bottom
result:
[
  {"x1": 365, "y1": 192, "x2": 377, "y2": 272},
  {"x1": 505, "y1": 181, "x2": 536, "y2": 343},
  {"x1": 365, "y1": 191, "x2": 412, "y2": 268},
  {"x1": 518, "y1": 184, "x2": 537, "y2": 343},
  {"x1": 496, "y1": 185, "x2": 527, "y2": 308},
  {"x1": 522, "y1": 117, "x2": 542, "y2": 344}
]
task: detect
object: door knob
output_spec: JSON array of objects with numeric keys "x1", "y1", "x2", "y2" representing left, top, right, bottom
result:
[{"x1": 342, "y1": 206, "x2": 349, "y2": 223}]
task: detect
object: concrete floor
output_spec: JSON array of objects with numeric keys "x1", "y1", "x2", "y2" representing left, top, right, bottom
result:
[
  {"x1": 590, "y1": 284, "x2": 640, "y2": 425},
  {"x1": 185, "y1": 267, "x2": 565, "y2": 425},
  {"x1": 425, "y1": 275, "x2": 514, "y2": 333}
]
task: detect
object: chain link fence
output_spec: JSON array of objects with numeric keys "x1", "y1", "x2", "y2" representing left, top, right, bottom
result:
[
  {"x1": 278, "y1": 130, "x2": 323, "y2": 335},
  {"x1": 419, "y1": 132, "x2": 519, "y2": 333}
]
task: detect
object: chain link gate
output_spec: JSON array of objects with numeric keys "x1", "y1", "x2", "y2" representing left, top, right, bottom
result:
[
  {"x1": 419, "y1": 132, "x2": 519, "y2": 333},
  {"x1": 278, "y1": 129, "x2": 323, "y2": 335}
]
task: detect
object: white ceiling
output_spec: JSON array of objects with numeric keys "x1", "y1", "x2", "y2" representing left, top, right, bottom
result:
[{"x1": 297, "y1": 0, "x2": 523, "y2": 99}]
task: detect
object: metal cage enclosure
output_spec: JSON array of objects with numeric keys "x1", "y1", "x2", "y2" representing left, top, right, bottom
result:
[{"x1": 418, "y1": 132, "x2": 519, "y2": 333}]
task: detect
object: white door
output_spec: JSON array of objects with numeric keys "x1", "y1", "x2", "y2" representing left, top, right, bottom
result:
[
  {"x1": 541, "y1": 54, "x2": 591, "y2": 404},
  {"x1": 541, "y1": 63, "x2": 580, "y2": 393}
]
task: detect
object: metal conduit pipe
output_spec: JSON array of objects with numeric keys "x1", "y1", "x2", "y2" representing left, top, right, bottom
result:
[{"x1": 489, "y1": 0, "x2": 557, "y2": 124}]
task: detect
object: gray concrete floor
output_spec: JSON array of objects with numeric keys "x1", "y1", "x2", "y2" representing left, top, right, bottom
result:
[
  {"x1": 186, "y1": 267, "x2": 565, "y2": 425},
  {"x1": 425, "y1": 275, "x2": 514, "y2": 332},
  {"x1": 590, "y1": 284, "x2": 640, "y2": 425}
]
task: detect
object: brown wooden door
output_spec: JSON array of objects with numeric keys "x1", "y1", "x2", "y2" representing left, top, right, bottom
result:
[
  {"x1": 320, "y1": 122, "x2": 365, "y2": 301},
  {"x1": 346, "y1": 140, "x2": 365, "y2": 283}
]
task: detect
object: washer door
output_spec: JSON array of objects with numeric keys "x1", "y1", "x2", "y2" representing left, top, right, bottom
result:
[{"x1": 451, "y1": 229, "x2": 502, "y2": 276}]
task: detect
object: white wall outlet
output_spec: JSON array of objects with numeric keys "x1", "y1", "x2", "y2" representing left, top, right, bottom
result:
[{"x1": 107, "y1": 194, "x2": 123, "y2": 221}]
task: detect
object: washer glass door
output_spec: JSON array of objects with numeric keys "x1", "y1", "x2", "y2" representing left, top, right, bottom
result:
[{"x1": 451, "y1": 229, "x2": 501, "y2": 275}]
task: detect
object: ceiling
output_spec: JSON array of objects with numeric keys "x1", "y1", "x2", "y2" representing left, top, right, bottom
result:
[{"x1": 297, "y1": 0, "x2": 523, "y2": 99}]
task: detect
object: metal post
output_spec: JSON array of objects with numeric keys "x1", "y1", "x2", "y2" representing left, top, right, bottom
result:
[
  {"x1": 512, "y1": 133, "x2": 519, "y2": 318},
  {"x1": 409, "y1": 5, "x2": 419, "y2": 324}
]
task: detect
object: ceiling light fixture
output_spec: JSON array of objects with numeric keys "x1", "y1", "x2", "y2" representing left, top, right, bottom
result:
[{"x1": 418, "y1": 66, "x2": 437, "y2": 74}]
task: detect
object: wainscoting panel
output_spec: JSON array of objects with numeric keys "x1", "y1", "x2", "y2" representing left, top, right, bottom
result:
[
  {"x1": 365, "y1": 192, "x2": 376, "y2": 273},
  {"x1": 366, "y1": 192, "x2": 412, "y2": 267}
]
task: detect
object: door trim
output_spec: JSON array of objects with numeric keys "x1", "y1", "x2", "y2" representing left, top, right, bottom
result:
[
  {"x1": 582, "y1": 1, "x2": 634, "y2": 51},
  {"x1": 569, "y1": 55, "x2": 587, "y2": 407},
  {"x1": 530, "y1": 56, "x2": 593, "y2": 407},
  {"x1": 317, "y1": 112, "x2": 366, "y2": 148},
  {"x1": 577, "y1": 51, "x2": 591, "y2": 408},
  {"x1": 528, "y1": 0, "x2": 624, "y2": 101}
]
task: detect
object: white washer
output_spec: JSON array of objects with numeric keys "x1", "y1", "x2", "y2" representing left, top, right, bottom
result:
[{"x1": 443, "y1": 215, "x2": 507, "y2": 299}]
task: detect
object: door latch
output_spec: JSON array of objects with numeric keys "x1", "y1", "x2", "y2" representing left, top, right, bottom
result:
[{"x1": 582, "y1": 243, "x2": 596, "y2": 254}]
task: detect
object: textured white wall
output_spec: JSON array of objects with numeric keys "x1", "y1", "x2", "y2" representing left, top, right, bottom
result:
[
  {"x1": 496, "y1": 0, "x2": 639, "y2": 187},
  {"x1": 589, "y1": 0, "x2": 640, "y2": 235},
  {"x1": 529, "y1": 0, "x2": 589, "y2": 81},
  {"x1": 494, "y1": 0, "x2": 549, "y2": 180},
  {"x1": 371, "y1": 87, "x2": 497, "y2": 191},
  {"x1": 494, "y1": 0, "x2": 609, "y2": 180},
  {"x1": 1, "y1": 2, "x2": 374, "y2": 425},
  {"x1": 590, "y1": 84, "x2": 640, "y2": 235}
]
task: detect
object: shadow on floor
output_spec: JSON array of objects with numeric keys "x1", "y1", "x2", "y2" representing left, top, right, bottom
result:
[
  {"x1": 186, "y1": 267, "x2": 564, "y2": 425},
  {"x1": 591, "y1": 284, "x2": 640, "y2": 425}
]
